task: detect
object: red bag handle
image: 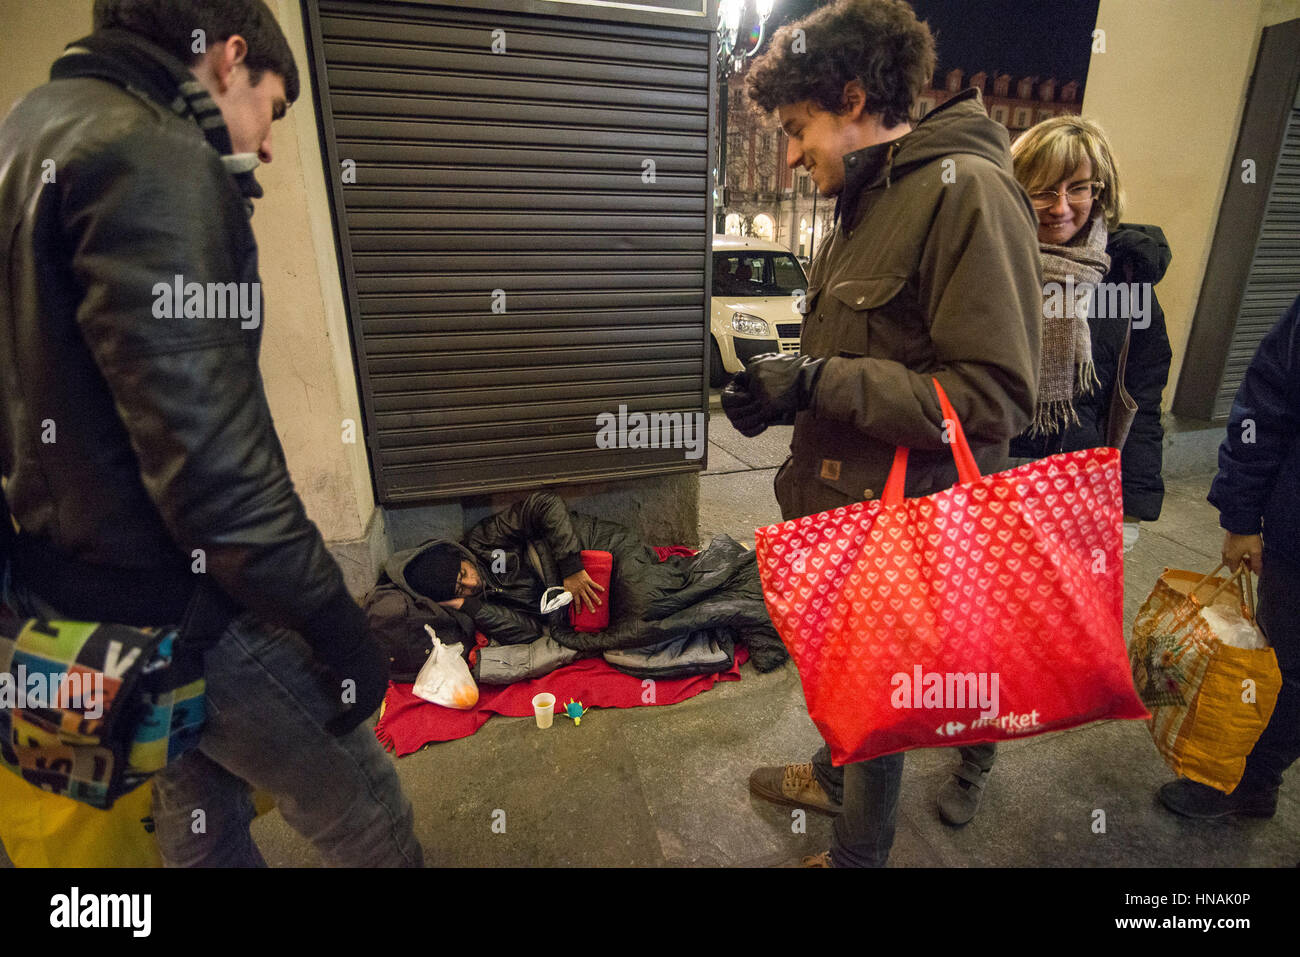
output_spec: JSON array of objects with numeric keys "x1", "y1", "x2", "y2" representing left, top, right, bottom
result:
[{"x1": 881, "y1": 378, "x2": 983, "y2": 506}]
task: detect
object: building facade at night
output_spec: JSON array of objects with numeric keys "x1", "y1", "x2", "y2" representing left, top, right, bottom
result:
[
  {"x1": 721, "y1": 66, "x2": 1084, "y2": 259},
  {"x1": 915, "y1": 68, "x2": 1083, "y2": 133}
]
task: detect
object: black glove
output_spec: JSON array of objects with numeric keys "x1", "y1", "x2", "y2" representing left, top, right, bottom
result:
[
  {"x1": 299, "y1": 590, "x2": 391, "y2": 735},
  {"x1": 720, "y1": 353, "x2": 825, "y2": 437},
  {"x1": 313, "y1": 629, "x2": 392, "y2": 733},
  {"x1": 319, "y1": 634, "x2": 391, "y2": 737}
]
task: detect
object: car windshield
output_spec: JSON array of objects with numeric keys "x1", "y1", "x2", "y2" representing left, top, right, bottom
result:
[{"x1": 712, "y1": 251, "x2": 807, "y2": 297}]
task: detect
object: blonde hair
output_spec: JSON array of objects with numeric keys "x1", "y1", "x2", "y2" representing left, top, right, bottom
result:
[{"x1": 1010, "y1": 115, "x2": 1124, "y2": 229}]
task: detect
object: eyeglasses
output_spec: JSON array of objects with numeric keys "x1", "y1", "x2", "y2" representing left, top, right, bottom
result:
[{"x1": 1028, "y1": 181, "x2": 1103, "y2": 210}]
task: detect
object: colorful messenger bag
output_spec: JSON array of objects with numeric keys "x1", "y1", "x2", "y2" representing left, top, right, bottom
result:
[{"x1": 0, "y1": 613, "x2": 206, "y2": 809}]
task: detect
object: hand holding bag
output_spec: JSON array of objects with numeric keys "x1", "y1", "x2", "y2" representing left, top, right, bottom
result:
[{"x1": 756, "y1": 378, "x2": 1148, "y2": 765}]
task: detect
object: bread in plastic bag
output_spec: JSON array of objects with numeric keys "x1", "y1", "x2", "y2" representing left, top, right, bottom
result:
[{"x1": 412, "y1": 625, "x2": 479, "y2": 710}]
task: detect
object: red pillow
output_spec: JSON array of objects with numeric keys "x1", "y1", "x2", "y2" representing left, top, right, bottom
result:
[{"x1": 570, "y1": 550, "x2": 613, "y2": 632}]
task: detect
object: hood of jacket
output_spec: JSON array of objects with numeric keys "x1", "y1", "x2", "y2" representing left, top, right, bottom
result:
[
  {"x1": 385, "y1": 536, "x2": 559, "y2": 610},
  {"x1": 385, "y1": 539, "x2": 481, "y2": 601},
  {"x1": 837, "y1": 88, "x2": 1014, "y2": 229},
  {"x1": 1107, "y1": 223, "x2": 1172, "y2": 286}
]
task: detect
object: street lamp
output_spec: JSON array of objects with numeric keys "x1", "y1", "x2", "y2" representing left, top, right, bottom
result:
[
  {"x1": 715, "y1": 0, "x2": 777, "y2": 233},
  {"x1": 718, "y1": 0, "x2": 775, "y2": 70}
]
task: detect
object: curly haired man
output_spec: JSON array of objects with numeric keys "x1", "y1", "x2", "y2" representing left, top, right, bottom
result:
[{"x1": 724, "y1": 0, "x2": 1042, "y2": 867}]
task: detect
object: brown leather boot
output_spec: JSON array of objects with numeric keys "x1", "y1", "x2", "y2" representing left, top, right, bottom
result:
[{"x1": 748, "y1": 762, "x2": 842, "y2": 816}]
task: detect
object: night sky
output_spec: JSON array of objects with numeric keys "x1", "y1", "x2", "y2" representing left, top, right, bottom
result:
[{"x1": 758, "y1": 0, "x2": 1100, "y2": 94}]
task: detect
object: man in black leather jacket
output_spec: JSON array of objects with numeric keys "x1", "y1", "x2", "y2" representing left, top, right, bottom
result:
[{"x1": 0, "y1": 0, "x2": 421, "y2": 866}]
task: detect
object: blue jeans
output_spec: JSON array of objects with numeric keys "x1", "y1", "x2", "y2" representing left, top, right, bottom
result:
[
  {"x1": 3, "y1": 570, "x2": 423, "y2": 867},
  {"x1": 813, "y1": 742, "x2": 997, "y2": 867}
]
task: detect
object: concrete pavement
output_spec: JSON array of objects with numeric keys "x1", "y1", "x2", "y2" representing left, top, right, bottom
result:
[
  {"x1": 5, "y1": 405, "x2": 1293, "y2": 868},
  {"x1": 243, "y1": 406, "x2": 1298, "y2": 867}
]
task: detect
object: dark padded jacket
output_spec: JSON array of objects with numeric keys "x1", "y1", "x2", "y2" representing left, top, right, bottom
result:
[
  {"x1": 1208, "y1": 294, "x2": 1300, "y2": 560},
  {"x1": 1010, "y1": 224, "x2": 1173, "y2": 520},
  {"x1": 0, "y1": 37, "x2": 364, "y2": 652},
  {"x1": 383, "y1": 492, "x2": 585, "y2": 647}
]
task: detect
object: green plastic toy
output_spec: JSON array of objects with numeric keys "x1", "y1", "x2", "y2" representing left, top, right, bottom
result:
[{"x1": 558, "y1": 699, "x2": 589, "y2": 725}]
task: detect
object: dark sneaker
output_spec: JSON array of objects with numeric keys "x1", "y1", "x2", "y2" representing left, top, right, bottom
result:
[
  {"x1": 1157, "y1": 778, "x2": 1277, "y2": 820},
  {"x1": 749, "y1": 762, "x2": 842, "y2": 816},
  {"x1": 937, "y1": 759, "x2": 992, "y2": 826}
]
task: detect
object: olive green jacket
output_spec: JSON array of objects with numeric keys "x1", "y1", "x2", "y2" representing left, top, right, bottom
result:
[{"x1": 776, "y1": 89, "x2": 1042, "y2": 520}]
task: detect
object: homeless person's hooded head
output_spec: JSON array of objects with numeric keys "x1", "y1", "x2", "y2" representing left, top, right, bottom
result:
[{"x1": 403, "y1": 543, "x2": 463, "y2": 601}]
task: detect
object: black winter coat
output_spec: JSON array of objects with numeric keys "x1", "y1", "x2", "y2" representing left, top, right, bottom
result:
[
  {"x1": 1208, "y1": 293, "x2": 1300, "y2": 559},
  {"x1": 458, "y1": 492, "x2": 585, "y2": 645},
  {"x1": 1010, "y1": 224, "x2": 1173, "y2": 521}
]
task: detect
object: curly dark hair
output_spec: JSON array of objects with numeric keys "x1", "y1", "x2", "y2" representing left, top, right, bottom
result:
[
  {"x1": 745, "y1": 0, "x2": 935, "y2": 128},
  {"x1": 94, "y1": 0, "x2": 300, "y2": 103}
]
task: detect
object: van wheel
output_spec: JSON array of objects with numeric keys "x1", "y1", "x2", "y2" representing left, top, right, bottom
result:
[{"x1": 709, "y1": 337, "x2": 728, "y2": 388}]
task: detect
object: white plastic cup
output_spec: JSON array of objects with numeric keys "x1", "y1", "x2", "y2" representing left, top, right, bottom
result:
[{"x1": 532, "y1": 692, "x2": 556, "y2": 729}]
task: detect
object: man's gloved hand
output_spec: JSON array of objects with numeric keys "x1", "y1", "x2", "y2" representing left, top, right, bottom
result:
[
  {"x1": 319, "y1": 634, "x2": 391, "y2": 737},
  {"x1": 721, "y1": 353, "x2": 825, "y2": 437}
]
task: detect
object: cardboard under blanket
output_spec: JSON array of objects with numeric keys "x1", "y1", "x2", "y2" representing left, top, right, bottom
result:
[{"x1": 375, "y1": 647, "x2": 747, "y2": 757}]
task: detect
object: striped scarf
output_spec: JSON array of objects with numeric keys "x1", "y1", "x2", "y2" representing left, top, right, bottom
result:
[
  {"x1": 1029, "y1": 214, "x2": 1111, "y2": 436},
  {"x1": 50, "y1": 29, "x2": 264, "y2": 215}
]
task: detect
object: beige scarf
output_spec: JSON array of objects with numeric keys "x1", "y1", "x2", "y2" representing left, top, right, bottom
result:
[{"x1": 1030, "y1": 215, "x2": 1111, "y2": 436}]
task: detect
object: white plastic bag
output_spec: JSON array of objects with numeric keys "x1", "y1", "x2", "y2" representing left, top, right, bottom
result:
[
  {"x1": 539, "y1": 586, "x2": 573, "y2": 614},
  {"x1": 1201, "y1": 604, "x2": 1268, "y2": 651},
  {"x1": 412, "y1": 625, "x2": 479, "y2": 710}
]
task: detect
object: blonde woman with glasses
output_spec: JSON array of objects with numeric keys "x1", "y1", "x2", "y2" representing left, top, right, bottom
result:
[
  {"x1": 1008, "y1": 115, "x2": 1172, "y2": 549},
  {"x1": 939, "y1": 116, "x2": 1174, "y2": 828}
]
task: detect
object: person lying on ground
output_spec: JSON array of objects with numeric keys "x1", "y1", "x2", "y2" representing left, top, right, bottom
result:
[{"x1": 367, "y1": 491, "x2": 788, "y2": 684}]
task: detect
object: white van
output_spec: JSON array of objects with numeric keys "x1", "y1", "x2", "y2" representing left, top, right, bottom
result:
[{"x1": 710, "y1": 235, "x2": 808, "y2": 386}]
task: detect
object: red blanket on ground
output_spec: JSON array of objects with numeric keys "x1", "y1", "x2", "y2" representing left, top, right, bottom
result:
[
  {"x1": 376, "y1": 648, "x2": 747, "y2": 756},
  {"x1": 374, "y1": 544, "x2": 742, "y2": 757}
]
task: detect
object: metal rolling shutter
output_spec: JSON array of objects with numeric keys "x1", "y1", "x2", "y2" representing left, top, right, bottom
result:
[
  {"x1": 1176, "y1": 19, "x2": 1300, "y2": 422},
  {"x1": 1214, "y1": 98, "x2": 1300, "y2": 418},
  {"x1": 305, "y1": 0, "x2": 713, "y2": 503}
]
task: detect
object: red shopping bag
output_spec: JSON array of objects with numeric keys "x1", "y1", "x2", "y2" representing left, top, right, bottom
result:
[{"x1": 755, "y1": 379, "x2": 1148, "y2": 765}]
